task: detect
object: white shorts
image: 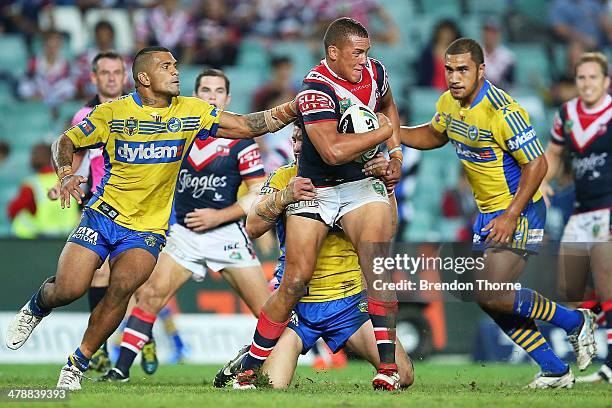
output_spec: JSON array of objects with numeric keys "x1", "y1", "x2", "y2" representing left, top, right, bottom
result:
[
  {"x1": 162, "y1": 221, "x2": 260, "y2": 281},
  {"x1": 286, "y1": 177, "x2": 389, "y2": 227},
  {"x1": 561, "y1": 208, "x2": 611, "y2": 243}
]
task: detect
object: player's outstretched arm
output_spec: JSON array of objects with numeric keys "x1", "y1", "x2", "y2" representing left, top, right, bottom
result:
[
  {"x1": 51, "y1": 134, "x2": 87, "y2": 209},
  {"x1": 246, "y1": 177, "x2": 315, "y2": 239},
  {"x1": 399, "y1": 123, "x2": 449, "y2": 150},
  {"x1": 306, "y1": 113, "x2": 393, "y2": 165},
  {"x1": 216, "y1": 100, "x2": 297, "y2": 139}
]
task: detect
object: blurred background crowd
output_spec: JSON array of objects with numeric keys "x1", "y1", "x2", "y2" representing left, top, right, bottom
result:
[{"x1": 0, "y1": 0, "x2": 610, "y2": 242}]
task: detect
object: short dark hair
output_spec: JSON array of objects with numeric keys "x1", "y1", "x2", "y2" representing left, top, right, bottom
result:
[
  {"x1": 194, "y1": 68, "x2": 230, "y2": 94},
  {"x1": 132, "y1": 46, "x2": 171, "y2": 84},
  {"x1": 91, "y1": 51, "x2": 123, "y2": 73},
  {"x1": 270, "y1": 55, "x2": 292, "y2": 69},
  {"x1": 323, "y1": 17, "x2": 369, "y2": 51},
  {"x1": 94, "y1": 20, "x2": 114, "y2": 34},
  {"x1": 446, "y1": 38, "x2": 484, "y2": 65}
]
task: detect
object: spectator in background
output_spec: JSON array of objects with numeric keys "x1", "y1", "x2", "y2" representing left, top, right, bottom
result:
[
  {"x1": 314, "y1": 0, "x2": 399, "y2": 44},
  {"x1": 135, "y1": 0, "x2": 196, "y2": 64},
  {"x1": 7, "y1": 143, "x2": 80, "y2": 239},
  {"x1": 76, "y1": 21, "x2": 132, "y2": 98},
  {"x1": 251, "y1": 55, "x2": 297, "y2": 111},
  {"x1": 255, "y1": 90, "x2": 295, "y2": 174},
  {"x1": 0, "y1": 141, "x2": 10, "y2": 166},
  {"x1": 17, "y1": 30, "x2": 76, "y2": 118},
  {"x1": 192, "y1": 0, "x2": 240, "y2": 67},
  {"x1": 549, "y1": 41, "x2": 585, "y2": 106},
  {"x1": 0, "y1": 0, "x2": 50, "y2": 56},
  {"x1": 441, "y1": 170, "x2": 478, "y2": 242},
  {"x1": 416, "y1": 19, "x2": 461, "y2": 92},
  {"x1": 481, "y1": 18, "x2": 515, "y2": 89},
  {"x1": 549, "y1": 0, "x2": 612, "y2": 49}
]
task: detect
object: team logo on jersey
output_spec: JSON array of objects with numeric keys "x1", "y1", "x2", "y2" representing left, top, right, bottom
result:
[
  {"x1": 167, "y1": 117, "x2": 182, "y2": 133},
  {"x1": 125, "y1": 117, "x2": 138, "y2": 136},
  {"x1": 144, "y1": 235, "x2": 157, "y2": 247},
  {"x1": 358, "y1": 299, "x2": 368, "y2": 313},
  {"x1": 115, "y1": 139, "x2": 185, "y2": 164},
  {"x1": 339, "y1": 98, "x2": 353, "y2": 114},
  {"x1": 468, "y1": 125, "x2": 479, "y2": 141},
  {"x1": 563, "y1": 120, "x2": 573, "y2": 134},
  {"x1": 77, "y1": 118, "x2": 96, "y2": 136}
]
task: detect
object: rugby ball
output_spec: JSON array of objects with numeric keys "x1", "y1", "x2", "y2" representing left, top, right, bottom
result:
[{"x1": 338, "y1": 103, "x2": 380, "y2": 163}]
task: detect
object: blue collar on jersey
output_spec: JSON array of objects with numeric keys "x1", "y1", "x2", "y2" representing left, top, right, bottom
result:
[
  {"x1": 468, "y1": 80, "x2": 490, "y2": 109},
  {"x1": 131, "y1": 91, "x2": 172, "y2": 108}
]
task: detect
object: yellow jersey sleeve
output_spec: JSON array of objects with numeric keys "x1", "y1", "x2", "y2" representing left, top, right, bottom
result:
[
  {"x1": 65, "y1": 103, "x2": 111, "y2": 149},
  {"x1": 430, "y1": 95, "x2": 449, "y2": 133},
  {"x1": 193, "y1": 98, "x2": 221, "y2": 139},
  {"x1": 493, "y1": 105, "x2": 545, "y2": 165}
]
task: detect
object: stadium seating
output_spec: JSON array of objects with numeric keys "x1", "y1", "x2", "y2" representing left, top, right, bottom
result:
[
  {"x1": 0, "y1": 35, "x2": 28, "y2": 75},
  {"x1": 38, "y1": 6, "x2": 87, "y2": 55}
]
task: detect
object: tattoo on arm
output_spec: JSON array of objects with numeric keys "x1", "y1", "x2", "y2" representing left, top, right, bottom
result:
[
  {"x1": 244, "y1": 112, "x2": 268, "y2": 134},
  {"x1": 52, "y1": 135, "x2": 75, "y2": 173}
]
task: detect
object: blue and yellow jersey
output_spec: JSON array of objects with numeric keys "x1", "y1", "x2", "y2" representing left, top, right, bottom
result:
[
  {"x1": 65, "y1": 92, "x2": 220, "y2": 235},
  {"x1": 430, "y1": 80, "x2": 544, "y2": 213},
  {"x1": 261, "y1": 162, "x2": 362, "y2": 302}
]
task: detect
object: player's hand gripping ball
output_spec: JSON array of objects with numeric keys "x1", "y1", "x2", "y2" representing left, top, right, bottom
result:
[{"x1": 338, "y1": 103, "x2": 380, "y2": 163}]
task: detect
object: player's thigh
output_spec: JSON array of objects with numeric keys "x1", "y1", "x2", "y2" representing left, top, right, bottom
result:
[
  {"x1": 91, "y1": 258, "x2": 110, "y2": 287},
  {"x1": 282, "y1": 215, "x2": 328, "y2": 288},
  {"x1": 221, "y1": 265, "x2": 270, "y2": 316},
  {"x1": 340, "y1": 201, "x2": 393, "y2": 244},
  {"x1": 108, "y1": 248, "x2": 158, "y2": 297},
  {"x1": 557, "y1": 243, "x2": 590, "y2": 301},
  {"x1": 590, "y1": 242, "x2": 612, "y2": 301},
  {"x1": 136, "y1": 252, "x2": 192, "y2": 314},
  {"x1": 56, "y1": 242, "x2": 103, "y2": 298},
  {"x1": 478, "y1": 248, "x2": 526, "y2": 283},
  {"x1": 262, "y1": 328, "x2": 303, "y2": 389}
]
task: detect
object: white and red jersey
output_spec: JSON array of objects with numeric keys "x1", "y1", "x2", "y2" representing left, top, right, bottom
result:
[
  {"x1": 173, "y1": 137, "x2": 264, "y2": 228},
  {"x1": 70, "y1": 96, "x2": 105, "y2": 192},
  {"x1": 550, "y1": 94, "x2": 612, "y2": 213},
  {"x1": 296, "y1": 58, "x2": 389, "y2": 186}
]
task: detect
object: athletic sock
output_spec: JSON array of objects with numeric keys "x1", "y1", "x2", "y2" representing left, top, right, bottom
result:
[
  {"x1": 368, "y1": 297, "x2": 398, "y2": 371},
  {"x1": 514, "y1": 288, "x2": 583, "y2": 333},
  {"x1": 493, "y1": 313, "x2": 568, "y2": 375},
  {"x1": 603, "y1": 301, "x2": 612, "y2": 369},
  {"x1": 115, "y1": 307, "x2": 156, "y2": 376},
  {"x1": 241, "y1": 310, "x2": 289, "y2": 371},
  {"x1": 28, "y1": 278, "x2": 54, "y2": 317},
  {"x1": 67, "y1": 347, "x2": 90, "y2": 372}
]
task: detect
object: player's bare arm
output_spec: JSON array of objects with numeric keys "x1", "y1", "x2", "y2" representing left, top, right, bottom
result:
[
  {"x1": 216, "y1": 100, "x2": 297, "y2": 139},
  {"x1": 378, "y1": 89, "x2": 403, "y2": 186},
  {"x1": 483, "y1": 155, "x2": 548, "y2": 244},
  {"x1": 51, "y1": 133, "x2": 87, "y2": 209},
  {"x1": 246, "y1": 177, "x2": 315, "y2": 239},
  {"x1": 306, "y1": 113, "x2": 393, "y2": 165},
  {"x1": 184, "y1": 176, "x2": 267, "y2": 232},
  {"x1": 399, "y1": 123, "x2": 449, "y2": 150},
  {"x1": 540, "y1": 142, "x2": 564, "y2": 206}
]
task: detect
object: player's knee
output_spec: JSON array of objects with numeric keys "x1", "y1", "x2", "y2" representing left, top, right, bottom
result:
[
  {"x1": 279, "y1": 276, "x2": 308, "y2": 302},
  {"x1": 107, "y1": 280, "x2": 138, "y2": 302},
  {"x1": 138, "y1": 285, "x2": 166, "y2": 315}
]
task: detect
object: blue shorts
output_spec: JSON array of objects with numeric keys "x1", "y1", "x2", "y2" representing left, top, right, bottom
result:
[
  {"x1": 67, "y1": 208, "x2": 166, "y2": 261},
  {"x1": 288, "y1": 291, "x2": 369, "y2": 354},
  {"x1": 472, "y1": 198, "x2": 546, "y2": 253}
]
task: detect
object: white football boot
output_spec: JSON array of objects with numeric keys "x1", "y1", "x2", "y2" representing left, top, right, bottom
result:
[
  {"x1": 568, "y1": 309, "x2": 597, "y2": 371},
  {"x1": 5, "y1": 302, "x2": 45, "y2": 350},
  {"x1": 526, "y1": 369, "x2": 575, "y2": 389},
  {"x1": 57, "y1": 365, "x2": 84, "y2": 391},
  {"x1": 576, "y1": 365, "x2": 612, "y2": 384}
]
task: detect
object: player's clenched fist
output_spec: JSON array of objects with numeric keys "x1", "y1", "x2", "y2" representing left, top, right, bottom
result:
[
  {"x1": 59, "y1": 174, "x2": 87, "y2": 209},
  {"x1": 287, "y1": 177, "x2": 316, "y2": 202}
]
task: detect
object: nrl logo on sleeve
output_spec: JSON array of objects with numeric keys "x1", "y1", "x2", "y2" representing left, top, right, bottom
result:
[{"x1": 125, "y1": 117, "x2": 139, "y2": 136}]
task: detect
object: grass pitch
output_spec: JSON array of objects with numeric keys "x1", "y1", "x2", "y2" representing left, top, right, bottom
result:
[{"x1": 0, "y1": 362, "x2": 608, "y2": 407}]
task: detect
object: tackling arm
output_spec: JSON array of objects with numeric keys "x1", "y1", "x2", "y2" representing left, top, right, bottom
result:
[
  {"x1": 399, "y1": 123, "x2": 449, "y2": 150},
  {"x1": 216, "y1": 100, "x2": 298, "y2": 139}
]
